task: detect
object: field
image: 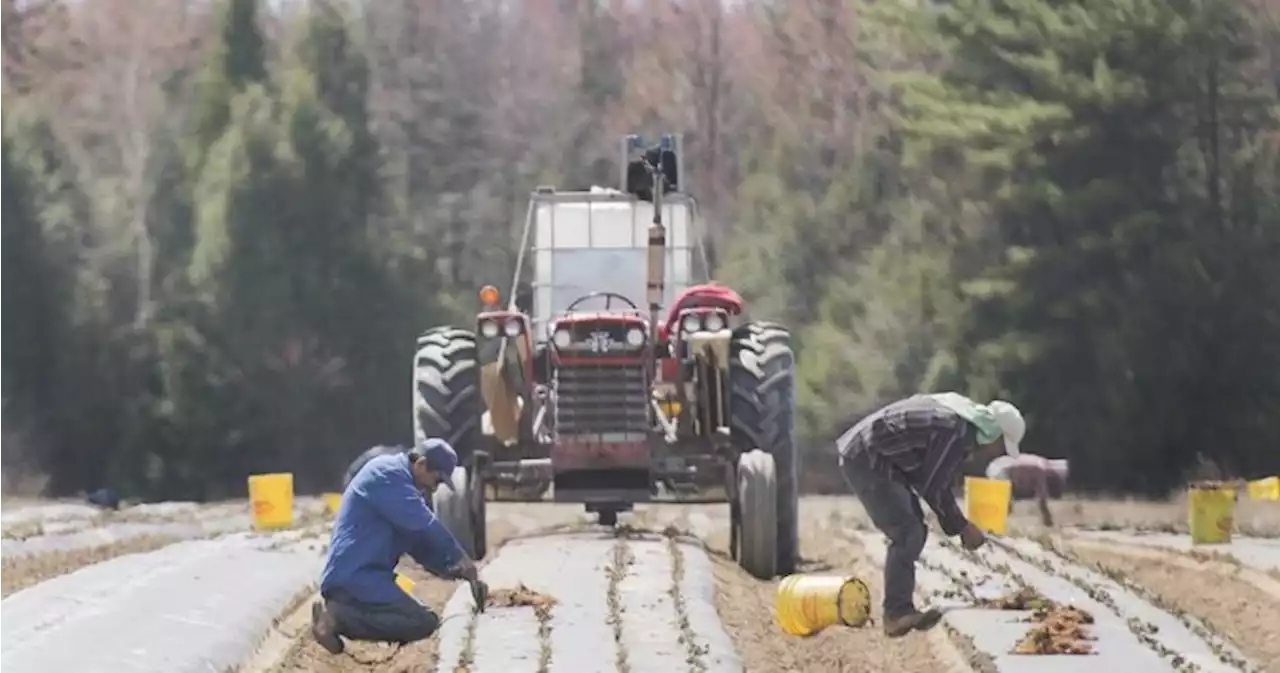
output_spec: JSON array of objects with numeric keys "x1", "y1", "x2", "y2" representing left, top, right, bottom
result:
[{"x1": 2, "y1": 495, "x2": 1278, "y2": 673}]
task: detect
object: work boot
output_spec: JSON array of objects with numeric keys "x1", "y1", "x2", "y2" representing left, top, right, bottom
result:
[
  {"x1": 311, "y1": 600, "x2": 345, "y2": 654},
  {"x1": 883, "y1": 608, "x2": 943, "y2": 638}
]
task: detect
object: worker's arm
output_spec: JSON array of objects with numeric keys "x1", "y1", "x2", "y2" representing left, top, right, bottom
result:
[
  {"x1": 408, "y1": 535, "x2": 468, "y2": 579},
  {"x1": 912, "y1": 425, "x2": 974, "y2": 537},
  {"x1": 356, "y1": 468, "x2": 466, "y2": 572}
]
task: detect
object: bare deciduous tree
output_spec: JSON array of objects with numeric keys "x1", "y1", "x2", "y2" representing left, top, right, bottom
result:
[{"x1": 10, "y1": 0, "x2": 204, "y2": 328}]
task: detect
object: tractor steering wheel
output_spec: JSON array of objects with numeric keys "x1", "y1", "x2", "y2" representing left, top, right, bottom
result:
[{"x1": 564, "y1": 291, "x2": 640, "y2": 313}]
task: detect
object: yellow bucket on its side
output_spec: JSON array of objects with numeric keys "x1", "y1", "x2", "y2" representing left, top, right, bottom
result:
[
  {"x1": 322, "y1": 492, "x2": 343, "y2": 516},
  {"x1": 774, "y1": 574, "x2": 871, "y2": 637},
  {"x1": 1188, "y1": 485, "x2": 1236, "y2": 544},
  {"x1": 395, "y1": 573, "x2": 416, "y2": 595},
  {"x1": 248, "y1": 473, "x2": 294, "y2": 531},
  {"x1": 964, "y1": 477, "x2": 1012, "y2": 535},
  {"x1": 1247, "y1": 476, "x2": 1279, "y2": 501}
]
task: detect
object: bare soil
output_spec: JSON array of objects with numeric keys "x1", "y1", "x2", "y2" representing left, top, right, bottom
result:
[
  {"x1": 643, "y1": 500, "x2": 970, "y2": 673},
  {"x1": 262, "y1": 499, "x2": 966, "y2": 673},
  {"x1": 708, "y1": 538, "x2": 956, "y2": 673},
  {"x1": 256, "y1": 494, "x2": 1277, "y2": 673},
  {"x1": 1067, "y1": 543, "x2": 1280, "y2": 673},
  {"x1": 263, "y1": 509, "x2": 576, "y2": 673},
  {"x1": 265, "y1": 562, "x2": 457, "y2": 673}
]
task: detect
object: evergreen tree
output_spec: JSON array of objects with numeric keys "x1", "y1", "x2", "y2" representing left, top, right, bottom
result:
[
  {"x1": 189, "y1": 0, "x2": 269, "y2": 174},
  {"x1": 1, "y1": 133, "x2": 66, "y2": 468},
  {"x1": 905, "y1": 0, "x2": 1280, "y2": 492}
]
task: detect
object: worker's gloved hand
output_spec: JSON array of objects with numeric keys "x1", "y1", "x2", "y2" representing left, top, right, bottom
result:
[
  {"x1": 469, "y1": 578, "x2": 488, "y2": 613},
  {"x1": 960, "y1": 522, "x2": 987, "y2": 551},
  {"x1": 449, "y1": 557, "x2": 478, "y2": 583}
]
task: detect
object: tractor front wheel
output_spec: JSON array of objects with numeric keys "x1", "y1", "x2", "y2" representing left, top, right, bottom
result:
[
  {"x1": 433, "y1": 467, "x2": 486, "y2": 560},
  {"x1": 735, "y1": 449, "x2": 779, "y2": 579}
]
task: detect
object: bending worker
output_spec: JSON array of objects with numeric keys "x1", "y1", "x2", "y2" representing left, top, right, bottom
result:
[
  {"x1": 837, "y1": 392, "x2": 1026, "y2": 638},
  {"x1": 986, "y1": 454, "x2": 1069, "y2": 526},
  {"x1": 311, "y1": 439, "x2": 486, "y2": 655}
]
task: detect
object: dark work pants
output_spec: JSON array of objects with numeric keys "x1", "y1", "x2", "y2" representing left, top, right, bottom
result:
[
  {"x1": 324, "y1": 589, "x2": 441, "y2": 644},
  {"x1": 840, "y1": 452, "x2": 927, "y2": 620}
]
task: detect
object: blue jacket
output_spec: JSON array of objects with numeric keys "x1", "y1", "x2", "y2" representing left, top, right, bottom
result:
[{"x1": 320, "y1": 453, "x2": 465, "y2": 605}]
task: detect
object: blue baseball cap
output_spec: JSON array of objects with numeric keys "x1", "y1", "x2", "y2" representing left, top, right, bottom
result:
[{"x1": 413, "y1": 438, "x2": 458, "y2": 490}]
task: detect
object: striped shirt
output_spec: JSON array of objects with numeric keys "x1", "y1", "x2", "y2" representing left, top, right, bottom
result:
[{"x1": 837, "y1": 395, "x2": 974, "y2": 535}]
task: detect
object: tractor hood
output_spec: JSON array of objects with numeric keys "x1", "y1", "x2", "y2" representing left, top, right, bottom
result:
[{"x1": 553, "y1": 311, "x2": 648, "y2": 327}]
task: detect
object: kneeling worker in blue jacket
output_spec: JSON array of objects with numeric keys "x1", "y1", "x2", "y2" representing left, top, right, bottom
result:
[{"x1": 311, "y1": 438, "x2": 486, "y2": 654}]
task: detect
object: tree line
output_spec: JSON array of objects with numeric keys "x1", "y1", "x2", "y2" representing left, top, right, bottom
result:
[{"x1": 3, "y1": 0, "x2": 1278, "y2": 500}]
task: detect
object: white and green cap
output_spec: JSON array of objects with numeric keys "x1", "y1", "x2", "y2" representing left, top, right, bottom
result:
[
  {"x1": 930, "y1": 393, "x2": 1026, "y2": 457},
  {"x1": 988, "y1": 400, "x2": 1025, "y2": 457}
]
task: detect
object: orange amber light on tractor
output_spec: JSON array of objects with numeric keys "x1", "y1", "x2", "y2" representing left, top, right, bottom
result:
[{"x1": 479, "y1": 285, "x2": 501, "y2": 307}]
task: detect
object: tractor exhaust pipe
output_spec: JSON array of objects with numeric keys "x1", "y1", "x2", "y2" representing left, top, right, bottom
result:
[
  {"x1": 625, "y1": 134, "x2": 676, "y2": 338},
  {"x1": 647, "y1": 178, "x2": 666, "y2": 337}
]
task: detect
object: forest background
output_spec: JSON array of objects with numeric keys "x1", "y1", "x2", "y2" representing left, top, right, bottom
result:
[{"x1": 3, "y1": 0, "x2": 1278, "y2": 499}]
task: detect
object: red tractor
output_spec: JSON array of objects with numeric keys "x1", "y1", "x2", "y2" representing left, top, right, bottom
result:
[{"x1": 413, "y1": 134, "x2": 798, "y2": 578}]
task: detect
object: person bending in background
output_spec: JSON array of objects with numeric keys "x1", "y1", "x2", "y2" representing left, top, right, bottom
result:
[
  {"x1": 311, "y1": 439, "x2": 487, "y2": 655},
  {"x1": 837, "y1": 392, "x2": 1026, "y2": 638},
  {"x1": 986, "y1": 454, "x2": 1069, "y2": 527}
]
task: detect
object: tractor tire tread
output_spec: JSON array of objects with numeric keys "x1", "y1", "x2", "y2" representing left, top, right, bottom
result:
[
  {"x1": 729, "y1": 321, "x2": 800, "y2": 575},
  {"x1": 413, "y1": 326, "x2": 481, "y2": 457}
]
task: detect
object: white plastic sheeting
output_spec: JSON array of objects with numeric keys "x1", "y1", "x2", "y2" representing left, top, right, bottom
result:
[
  {"x1": 1, "y1": 498, "x2": 327, "y2": 559},
  {"x1": 673, "y1": 539, "x2": 746, "y2": 673},
  {"x1": 0, "y1": 515, "x2": 252, "y2": 558},
  {"x1": 858, "y1": 532, "x2": 1252, "y2": 673},
  {"x1": 0, "y1": 501, "x2": 230, "y2": 537},
  {"x1": 1, "y1": 533, "x2": 320, "y2": 673},
  {"x1": 434, "y1": 532, "x2": 743, "y2": 673},
  {"x1": 1, "y1": 503, "x2": 104, "y2": 529},
  {"x1": 1076, "y1": 530, "x2": 1280, "y2": 572},
  {"x1": 123, "y1": 501, "x2": 203, "y2": 517},
  {"x1": 618, "y1": 540, "x2": 691, "y2": 672},
  {"x1": 1005, "y1": 538, "x2": 1257, "y2": 672}
]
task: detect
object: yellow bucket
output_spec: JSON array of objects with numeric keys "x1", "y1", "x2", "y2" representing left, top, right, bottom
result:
[
  {"x1": 964, "y1": 477, "x2": 1012, "y2": 535},
  {"x1": 1247, "y1": 476, "x2": 1279, "y2": 501},
  {"x1": 1188, "y1": 485, "x2": 1236, "y2": 544},
  {"x1": 774, "y1": 574, "x2": 871, "y2": 637},
  {"x1": 322, "y1": 492, "x2": 343, "y2": 516},
  {"x1": 248, "y1": 473, "x2": 294, "y2": 531},
  {"x1": 395, "y1": 573, "x2": 416, "y2": 595}
]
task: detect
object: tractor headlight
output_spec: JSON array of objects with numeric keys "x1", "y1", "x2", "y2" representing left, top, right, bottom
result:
[
  {"x1": 504, "y1": 319, "x2": 522, "y2": 337},
  {"x1": 626, "y1": 327, "x2": 645, "y2": 346},
  {"x1": 703, "y1": 313, "x2": 725, "y2": 332},
  {"x1": 681, "y1": 314, "x2": 701, "y2": 333},
  {"x1": 480, "y1": 320, "x2": 500, "y2": 338},
  {"x1": 552, "y1": 329, "x2": 572, "y2": 348}
]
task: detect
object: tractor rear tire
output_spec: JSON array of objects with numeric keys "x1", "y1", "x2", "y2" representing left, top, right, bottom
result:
[
  {"x1": 729, "y1": 322, "x2": 799, "y2": 576},
  {"x1": 736, "y1": 449, "x2": 779, "y2": 579},
  {"x1": 415, "y1": 326, "x2": 485, "y2": 559},
  {"x1": 433, "y1": 467, "x2": 485, "y2": 560},
  {"x1": 342, "y1": 445, "x2": 408, "y2": 491},
  {"x1": 413, "y1": 327, "x2": 482, "y2": 458}
]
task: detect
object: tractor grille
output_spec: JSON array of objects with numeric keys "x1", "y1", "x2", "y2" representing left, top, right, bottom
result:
[{"x1": 554, "y1": 364, "x2": 650, "y2": 436}]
